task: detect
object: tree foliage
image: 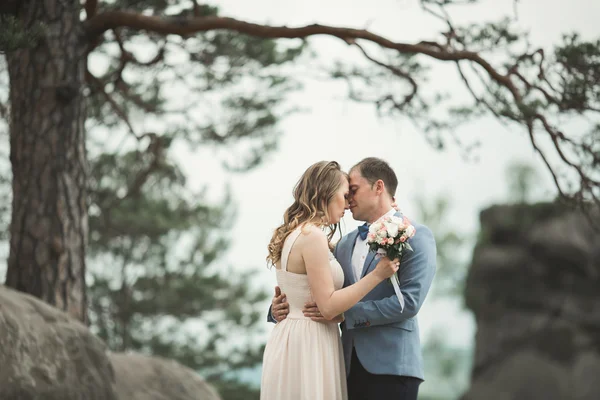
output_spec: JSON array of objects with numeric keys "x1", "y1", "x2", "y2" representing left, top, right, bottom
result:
[
  {"x1": 0, "y1": 11, "x2": 45, "y2": 53},
  {"x1": 413, "y1": 194, "x2": 472, "y2": 399},
  {"x1": 80, "y1": 3, "x2": 302, "y2": 397},
  {"x1": 86, "y1": 150, "x2": 268, "y2": 395},
  {"x1": 78, "y1": 0, "x2": 599, "y2": 216},
  {"x1": 505, "y1": 161, "x2": 542, "y2": 203}
]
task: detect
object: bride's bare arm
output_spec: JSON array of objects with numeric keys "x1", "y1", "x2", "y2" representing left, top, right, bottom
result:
[{"x1": 301, "y1": 226, "x2": 398, "y2": 320}]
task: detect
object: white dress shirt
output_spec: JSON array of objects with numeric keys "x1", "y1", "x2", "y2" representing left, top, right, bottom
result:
[{"x1": 351, "y1": 208, "x2": 396, "y2": 281}]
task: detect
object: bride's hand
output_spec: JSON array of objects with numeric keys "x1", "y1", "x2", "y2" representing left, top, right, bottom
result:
[{"x1": 373, "y1": 257, "x2": 400, "y2": 280}]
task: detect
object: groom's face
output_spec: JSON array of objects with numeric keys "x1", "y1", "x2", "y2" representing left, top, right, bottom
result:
[{"x1": 348, "y1": 169, "x2": 377, "y2": 222}]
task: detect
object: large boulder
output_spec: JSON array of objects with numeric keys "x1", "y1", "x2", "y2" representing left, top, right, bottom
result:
[
  {"x1": 462, "y1": 203, "x2": 600, "y2": 400},
  {"x1": 0, "y1": 285, "x2": 118, "y2": 400},
  {"x1": 109, "y1": 352, "x2": 220, "y2": 400},
  {"x1": 0, "y1": 285, "x2": 220, "y2": 400}
]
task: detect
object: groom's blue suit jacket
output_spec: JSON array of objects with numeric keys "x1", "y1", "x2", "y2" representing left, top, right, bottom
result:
[
  {"x1": 268, "y1": 212, "x2": 436, "y2": 380},
  {"x1": 334, "y1": 212, "x2": 436, "y2": 380}
]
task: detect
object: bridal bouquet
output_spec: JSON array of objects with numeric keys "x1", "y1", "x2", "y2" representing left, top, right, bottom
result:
[{"x1": 366, "y1": 215, "x2": 416, "y2": 311}]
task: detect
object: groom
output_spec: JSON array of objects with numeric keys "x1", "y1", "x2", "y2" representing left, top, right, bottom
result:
[{"x1": 269, "y1": 157, "x2": 436, "y2": 400}]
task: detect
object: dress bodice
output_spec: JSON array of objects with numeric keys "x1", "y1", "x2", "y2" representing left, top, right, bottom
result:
[{"x1": 275, "y1": 227, "x2": 345, "y2": 319}]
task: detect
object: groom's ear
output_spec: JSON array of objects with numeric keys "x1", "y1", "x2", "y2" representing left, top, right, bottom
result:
[{"x1": 374, "y1": 179, "x2": 385, "y2": 195}]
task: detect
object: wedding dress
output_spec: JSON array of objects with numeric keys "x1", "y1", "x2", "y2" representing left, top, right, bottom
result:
[{"x1": 260, "y1": 226, "x2": 348, "y2": 400}]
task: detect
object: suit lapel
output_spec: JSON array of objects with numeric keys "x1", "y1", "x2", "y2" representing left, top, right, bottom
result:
[
  {"x1": 348, "y1": 230, "x2": 360, "y2": 285},
  {"x1": 341, "y1": 230, "x2": 360, "y2": 286},
  {"x1": 361, "y1": 250, "x2": 377, "y2": 279}
]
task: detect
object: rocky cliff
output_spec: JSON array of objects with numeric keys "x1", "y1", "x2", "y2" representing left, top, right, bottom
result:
[{"x1": 462, "y1": 203, "x2": 600, "y2": 400}]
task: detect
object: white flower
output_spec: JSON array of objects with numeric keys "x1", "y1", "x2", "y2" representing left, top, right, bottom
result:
[
  {"x1": 369, "y1": 222, "x2": 381, "y2": 234},
  {"x1": 405, "y1": 225, "x2": 415, "y2": 237},
  {"x1": 390, "y1": 216, "x2": 403, "y2": 225},
  {"x1": 383, "y1": 221, "x2": 399, "y2": 238}
]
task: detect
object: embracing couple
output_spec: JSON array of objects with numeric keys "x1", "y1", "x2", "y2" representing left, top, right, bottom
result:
[{"x1": 261, "y1": 157, "x2": 437, "y2": 400}]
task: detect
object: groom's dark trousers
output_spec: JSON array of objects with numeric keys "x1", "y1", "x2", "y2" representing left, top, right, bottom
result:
[{"x1": 347, "y1": 349, "x2": 422, "y2": 400}]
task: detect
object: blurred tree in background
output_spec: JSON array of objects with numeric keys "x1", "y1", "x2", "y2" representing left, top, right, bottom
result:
[
  {"x1": 87, "y1": 150, "x2": 266, "y2": 398},
  {"x1": 80, "y1": 6, "x2": 301, "y2": 397},
  {"x1": 505, "y1": 161, "x2": 542, "y2": 204},
  {"x1": 412, "y1": 194, "x2": 472, "y2": 399}
]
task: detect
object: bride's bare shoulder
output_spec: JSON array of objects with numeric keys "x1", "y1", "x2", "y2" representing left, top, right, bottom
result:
[
  {"x1": 299, "y1": 223, "x2": 324, "y2": 235},
  {"x1": 297, "y1": 224, "x2": 327, "y2": 245}
]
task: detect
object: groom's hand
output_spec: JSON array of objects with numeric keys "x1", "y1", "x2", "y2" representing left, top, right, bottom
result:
[
  {"x1": 304, "y1": 302, "x2": 344, "y2": 323},
  {"x1": 272, "y1": 286, "x2": 289, "y2": 322},
  {"x1": 303, "y1": 301, "x2": 326, "y2": 321}
]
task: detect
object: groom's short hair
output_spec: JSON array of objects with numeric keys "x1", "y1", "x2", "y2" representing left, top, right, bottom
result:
[{"x1": 351, "y1": 157, "x2": 398, "y2": 198}]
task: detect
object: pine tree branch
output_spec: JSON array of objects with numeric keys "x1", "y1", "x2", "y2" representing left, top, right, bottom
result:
[
  {"x1": 84, "y1": 11, "x2": 600, "y2": 218},
  {"x1": 83, "y1": 12, "x2": 519, "y2": 104},
  {"x1": 87, "y1": 70, "x2": 140, "y2": 139},
  {"x1": 107, "y1": 28, "x2": 164, "y2": 113},
  {"x1": 352, "y1": 42, "x2": 418, "y2": 109},
  {"x1": 85, "y1": 0, "x2": 98, "y2": 20}
]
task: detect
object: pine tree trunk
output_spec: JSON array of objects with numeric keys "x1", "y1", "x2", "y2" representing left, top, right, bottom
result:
[{"x1": 4, "y1": 0, "x2": 88, "y2": 323}]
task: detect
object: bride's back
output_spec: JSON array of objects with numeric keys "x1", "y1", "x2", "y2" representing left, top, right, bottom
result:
[
  {"x1": 274, "y1": 226, "x2": 344, "y2": 319},
  {"x1": 274, "y1": 226, "x2": 313, "y2": 319}
]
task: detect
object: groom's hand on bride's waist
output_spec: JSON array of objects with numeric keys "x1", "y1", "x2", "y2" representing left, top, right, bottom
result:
[
  {"x1": 303, "y1": 302, "x2": 345, "y2": 323},
  {"x1": 271, "y1": 286, "x2": 289, "y2": 322},
  {"x1": 303, "y1": 301, "x2": 324, "y2": 321}
]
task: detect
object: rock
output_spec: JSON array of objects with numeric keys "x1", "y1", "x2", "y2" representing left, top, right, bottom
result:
[
  {"x1": 0, "y1": 285, "x2": 221, "y2": 400},
  {"x1": 463, "y1": 202, "x2": 600, "y2": 400},
  {"x1": 463, "y1": 351, "x2": 568, "y2": 400},
  {"x1": 110, "y1": 352, "x2": 220, "y2": 400},
  {"x1": 0, "y1": 285, "x2": 118, "y2": 400}
]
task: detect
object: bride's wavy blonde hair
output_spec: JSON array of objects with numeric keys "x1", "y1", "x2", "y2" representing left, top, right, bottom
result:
[{"x1": 267, "y1": 161, "x2": 347, "y2": 267}]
